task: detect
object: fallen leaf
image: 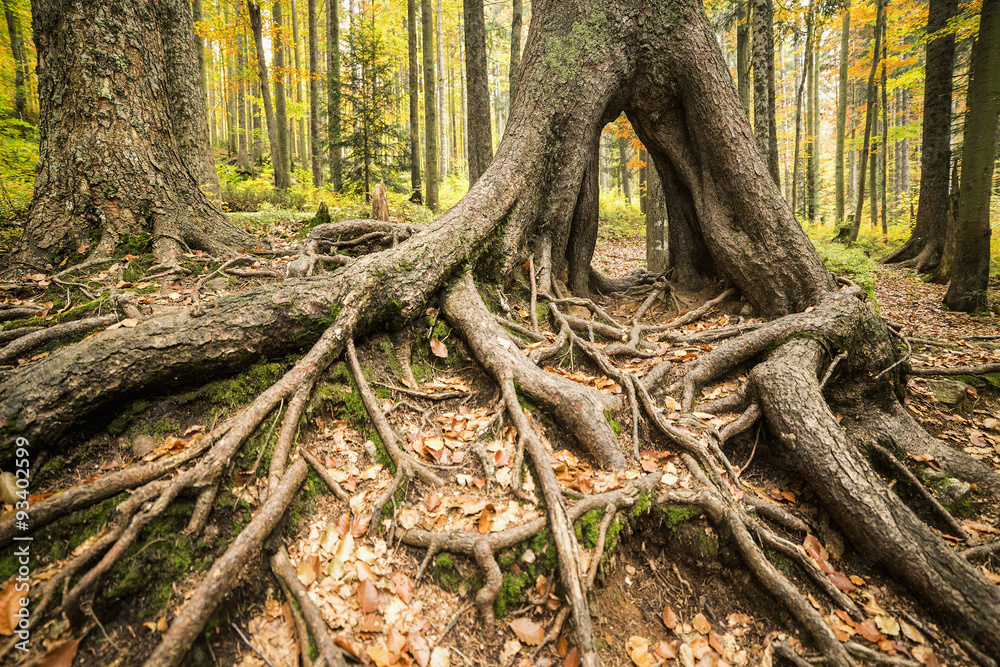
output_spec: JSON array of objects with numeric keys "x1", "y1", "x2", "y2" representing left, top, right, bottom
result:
[
  {"x1": 409, "y1": 630, "x2": 431, "y2": 667},
  {"x1": 662, "y1": 605, "x2": 679, "y2": 629},
  {"x1": 296, "y1": 559, "x2": 316, "y2": 587},
  {"x1": 856, "y1": 618, "x2": 886, "y2": 644},
  {"x1": 368, "y1": 645, "x2": 394, "y2": 667},
  {"x1": 37, "y1": 638, "x2": 81, "y2": 667},
  {"x1": 350, "y1": 512, "x2": 372, "y2": 537},
  {"x1": 0, "y1": 581, "x2": 20, "y2": 635},
  {"x1": 875, "y1": 615, "x2": 900, "y2": 636},
  {"x1": 500, "y1": 638, "x2": 522, "y2": 664},
  {"x1": 429, "y1": 646, "x2": 450, "y2": 667},
  {"x1": 912, "y1": 645, "x2": 940, "y2": 667},
  {"x1": 828, "y1": 571, "x2": 857, "y2": 593},
  {"x1": 692, "y1": 612, "x2": 711, "y2": 634},
  {"x1": 625, "y1": 636, "x2": 657, "y2": 667},
  {"x1": 430, "y1": 338, "x2": 449, "y2": 358},
  {"x1": 357, "y1": 579, "x2": 379, "y2": 613},
  {"x1": 394, "y1": 572, "x2": 414, "y2": 604},
  {"x1": 564, "y1": 646, "x2": 582, "y2": 667},
  {"x1": 899, "y1": 618, "x2": 925, "y2": 644},
  {"x1": 654, "y1": 640, "x2": 677, "y2": 659},
  {"x1": 509, "y1": 618, "x2": 545, "y2": 645}
]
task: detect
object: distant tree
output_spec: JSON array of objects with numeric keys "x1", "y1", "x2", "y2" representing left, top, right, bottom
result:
[
  {"x1": 407, "y1": 0, "x2": 421, "y2": 198},
  {"x1": 464, "y1": 0, "x2": 491, "y2": 185},
  {"x1": 341, "y1": 10, "x2": 405, "y2": 200},
  {"x1": 327, "y1": 0, "x2": 342, "y2": 190},
  {"x1": 249, "y1": 1, "x2": 290, "y2": 190},
  {"x1": 422, "y1": 0, "x2": 438, "y2": 209}
]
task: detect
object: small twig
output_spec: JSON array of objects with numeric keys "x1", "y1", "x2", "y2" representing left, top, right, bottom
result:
[
  {"x1": 300, "y1": 447, "x2": 350, "y2": 502},
  {"x1": 372, "y1": 380, "x2": 471, "y2": 401},
  {"x1": 231, "y1": 622, "x2": 275, "y2": 667},
  {"x1": 820, "y1": 351, "x2": 848, "y2": 389},
  {"x1": 874, "y1": 328, "x2": 911, "y2": 380}
]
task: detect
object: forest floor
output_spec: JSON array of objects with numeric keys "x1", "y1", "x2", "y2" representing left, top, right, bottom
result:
[{"x1": 2, "y1": 208, "x2": 1000, "y2": 667}]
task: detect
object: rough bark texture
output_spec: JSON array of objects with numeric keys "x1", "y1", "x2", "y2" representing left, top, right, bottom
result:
[
  {"x1": 644, "y1": 163, "x2": 668, "y2": 274},
  {"x1": 159, "y1": 0, "x2": 220, "y2": 201},
  {"x1": 6, "y1": 0, "x2": 252, "y2": 274},
  {"x1": 883, "y1": 0, "x2": 956, "y2": 267},
  {"x1": 736, "y1": 1, "x2": 750, "y2": 116},
  {"x1": 464, "y1": 0, "x2": 492, "y2": 185},
  {"x1": 944, "y1": 0, "x2": 1000, "y2": 312},
  {"x1": 422, "y1": 0, "x2": 438, "y2": 209},
  {"x1": 272, "y1": 2, "x2": 290, "y2": 179},
  {"x1": 848, "y1": 0, "x2": 883, "y2": 243},
  {"x1": 751, "y1": 0, "x2": 771, "y2": 167}
]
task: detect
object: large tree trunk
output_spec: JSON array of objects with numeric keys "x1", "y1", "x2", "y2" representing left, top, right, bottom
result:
[
  {"x1": 9, "y1": 0, "x2": 1000, "y2": 662},
  {"x1": 882, "y1": 0, "x2": 957, "y2": 268},
  {"x1": 464, "y1": 0, "x2": 492, "y2": 185},
  {"x1": 944, "y1": 0, "x2": 1000, "y2": 311},
  {"x1": 4, "y1": 0, "x2": 252, "y2": 274}
]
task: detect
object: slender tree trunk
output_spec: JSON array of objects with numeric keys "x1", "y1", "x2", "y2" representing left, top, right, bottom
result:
[
  {"x1": 645, "y1": 163, "x2": 668, "y2": 274},
  {"x1": 249, "y1": 2, "x2": 290, "y2": 190},
  {"x1": 422, "y1": 0, "x2": 439, "y2": 209},
  {"x1": 437, "y1": 0, "x2": 446, "y2": 178},
  {"x1": 884, "y1": 0, "x2": 957, "y2": 268},
  {"x1": 619, "y1": 133, "x2": 631, "y2": 203},
  {"x1": 881, "y1": 17, "x2": 888, "y2": 237},
  {"x1": 3, "y1": 2, "x2": 26, "y2": 124},
  {"x1": 192, "y1": 0, "x2": 207, "y2": 113},
  {"x1": 944, "y1": 0, "x2": 1000, "y2": 311},
  {"x1": 792, "y1": 13, "x2": 812, "y2": 217},
  {"x1": 273, "y1": 2, "x2": 290, "y2": 179},
  {"x1": 509, "y1": 0, "x2": 522, "y2": 109},
  {"x1": 810, "y1": 24, "x2": 819, "y2": 222},
  {"x1": 765, "y1": 0, "x2": 779, "y2": 185},
  {"x1": 848, "y1": 0, "x2": 884, "y2": 243},
  {"x1": 252, "y1": 80, "x2": 263, "y2": 167},
  {"x1": 291, "y1": 0, "x2": 307, "y2": 171},
  {"x1": 327, "y1": 0, "x2": 342, "y2": 190},
  {"x1": 805, "y1": 29, "x2": 815, "y2": 221},
  {"x1": 308, "y1": 0, "x2": 322, "y2": 186},
  {"x1": 408, "y1": 0, "x2": 422, "y2": 197},
  {"x1": 225, "y1": 2, "x2": 237, "y2": 157},
  {"x1": 463, "y1": 0, "x2": 491, "y2": 185},
  {"x1": 236, "y1": 31, "x2": 251, "y2": 171},
  {"x1": 835, "y1": 8, "x2": 849, "y2": 224},
  {"x1": 737, "y1": 0, "x2": 750, "y2": 116}
]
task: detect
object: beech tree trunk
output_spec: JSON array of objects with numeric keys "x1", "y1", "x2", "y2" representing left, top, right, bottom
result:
[
  {"x1": 273, "y1": 2, "x2": 290, "y2": 179},
  {"x1": 464, "y1": 0, "x2": 492, "y2": 185},
  {"x1": 835, "y1": 8, "x2": 849, "y2": 224},
  {"x1": 3, "y1": 0, "x2": 27, "y2": 123},
  {"x1": 883, "y1": 0, "x2": 957, "y2": 268},
  {"x1": 308, "y1": 0, "x2": 322, "y2": 186},
  {"x1": 848, "y1": 0, "x2": 883, "y2": 243},
  {"x1": 4, "y1": 0, "x2": 252, "y2": 274}
]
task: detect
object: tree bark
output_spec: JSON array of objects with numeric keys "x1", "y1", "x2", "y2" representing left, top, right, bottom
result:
[
  {"x1": 273, "y1": 1, "x2": 291, "y2": 180},
  {"x1": 944, "y1": 0, "x2": 1000, "y2": 312},
  {"x1": 250, "y1": 2, "x2": 290, "y2": 190},
  {"x1": 880, "y1": 16, "x2": 888, "y2": 237},
  {"x1": 3, "y1": 1, "x2": 26, "y2": 123},
  {"x1": 848, "y1": 0, "x2": 884, "y2": 243},
  {"x1": 645, "y1": 163, "x2": 668, "y2": 275},
  {"x1": 509, "y1": 0, "x2": 522, "y2": 109},
  {"x1": 791, "y1": 11, "x2": 811, "y2": 217},
  {"x1": 192, "y1": 0, "x2": 207, "y2": 114},
  {"x1": 291, "y1": 0, "x2": 307, "y2": 171},
  {"x1": 464, "y1": 0, "x2": 492, "y2": 185},
  {"x1": 308, "y1": 0, "x2": 322, "y2": 186},
  {"x1": 225, "y1": 2, "x2": 237, "y2": 157},
  {"x1": 835, "y1": 8, "x2": 849, "y2": 224},
  {"x1": 236, "y1": 30, "x2": 252, "y2": 171},
  {"x1": 4, "y1": 0, "x2": 252, "y2": 274},
  {"x1": 408, "y1": 0, "x2": 421, "y2": 197},
  {"x1": 751, "y1": 0, "x2": 771, "y2": 171},
  {"x1": 883, "y1": 0, "x2": 957, "y2": 267},
  {"x1": 422, "y1": 0, "x2": 439, "y2": 209},
  {"x1": 327, "y1": 0, "x2": 342, "y2": 190},
  {"x1": 736, "y1": 0, "x2": 750, "y2": 116}
]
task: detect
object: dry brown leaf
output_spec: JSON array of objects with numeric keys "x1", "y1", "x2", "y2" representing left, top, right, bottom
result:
[
  {"x1": 828, "y1": 571, "x2": 857, "y2": 593},
  {"x1": 625, "y1": 636, "x2": 657, "y2": 667},
  {"x1": 37, "y1": 639, "x2": 81, "y2": 667},
  {"x1": 912, "y1": 645, "x2": 940, "y2": 667},
  {"x1": 509, "y1": 618, "x2": 545, "y2": 645},
  {"x1": 564, "y1": 646, "x2": 582, "y2": 667},
  {"x1": 296, "y1": 559, "x2": 316, "y2": 587},
  {"x1": 856, "y1": 618, "x2": 886, "y2": 644},
  {"x1": 662, "y1": 604, "x2": 679, "y2": 630},
  {"x1": 875, "y1": 615, "x2": 900, "y2": 636},
  {"x1": 899, "y1": 619, "x2": 925, "y2": 644},
  {"x1": 654, "y1": 640, "x2": 677, "y2": 659},
  {"x1": 430, "y1": 339, "x2": 449, "y2": 358},
  {"x1": 409, "y1": 630, "x2": 431, "y2": 667},
  {"x1": 357, "y1": 579, "x2": 379, "y2": 614},
  {"x1": 394, "y1": 572, "x2": 414, "y2": 604},
  {"x1": 692, "y1": 612, "x2": 711, "y2": 634},
  {"x1": 0, "y1": 581, "x2": 19, "y2": 636},
  {"x1": 350, "y1": 512, "x2": 372, "y2": 537}
]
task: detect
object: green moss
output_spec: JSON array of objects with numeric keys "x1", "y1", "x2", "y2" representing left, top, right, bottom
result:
[
  {"x1": 141, "y1": 418, "x2": 179, "y2": 438},
  {"x1": 431, "y1": 554, "x2": 460, "y2": 591},
  {"x1": 494, "y1": 570, "x2": 532, "y2": 618},
  {"x1": 698, "y1": 531, "x2": 719, "y2": 558},
  {"x1": 380, "y1": 335, "x2": 404, "y2": 381},
  {"x1": 605, "y1": 411, "x2": 622, "y2": 436},
  {"x1": 575, "y1": 509, "x2": 605, "y2": 549},
  {"x1": 659, "y1": 505, "x2": 701, "y2": 533},
  {"x1": 107, "y1": 399, "x2": 150, "y2": 436},
  {"x1": 632, "y1": 491, "x2": 651, "y2": 517},
  {"x1": 208, "y1": 358, "x2": 286, "y2": 408}
]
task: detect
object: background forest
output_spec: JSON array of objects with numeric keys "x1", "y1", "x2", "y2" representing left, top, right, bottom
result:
[{"x1": 0, "y1": 0, "x2": 995, "y2": 291}]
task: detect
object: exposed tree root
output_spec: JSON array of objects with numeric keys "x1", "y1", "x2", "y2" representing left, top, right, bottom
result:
[
  {"x1": 0, "y1": 313, "x2": 117, "y2": 365},
  {"x1": 909, "y1": 362, "x2": 1000, "y2": 376},
  {"x1": 271, "y1": 545, "x2": 348, "y2": 667},
  {"x1": 300, "y1": 446, "x2": 351, "y2": 502},
  {"x1": 146, "y1": 458, "x2": 309, "y2": 667}
]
